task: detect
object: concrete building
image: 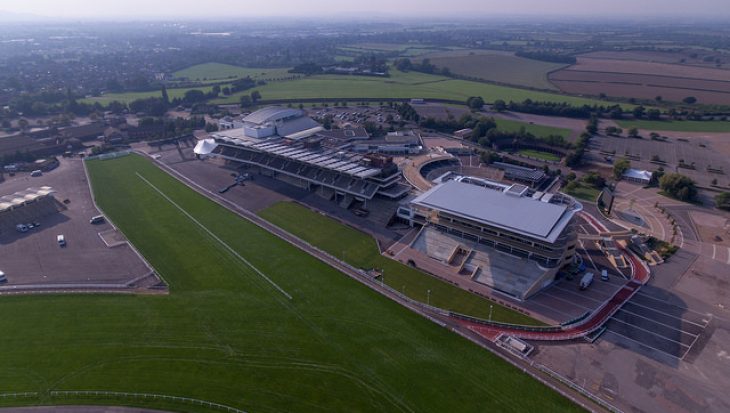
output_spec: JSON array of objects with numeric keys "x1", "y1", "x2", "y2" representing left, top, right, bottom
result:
[
  {"x1": 622, "y1": 168, "x2": 652, "y2": 185},
  {"x1": 397, "y1": 176, "x2": 582, "y2": 299}
]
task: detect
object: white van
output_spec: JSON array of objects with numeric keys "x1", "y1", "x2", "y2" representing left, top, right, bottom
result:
[
  {"x1": 0, "y1": 270, "x2": 6, "y2": 283},
  {"x1": 30, "y1": 170, "x2": 43, "y2": 177},
  {"x1": 57, "y1": 234, "x2": 66, "y2": 247}
]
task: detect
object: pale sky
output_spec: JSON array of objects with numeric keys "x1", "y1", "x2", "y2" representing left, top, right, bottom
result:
[{"x1": 1, "y1": 0, "x2": 728, "y2": 19}]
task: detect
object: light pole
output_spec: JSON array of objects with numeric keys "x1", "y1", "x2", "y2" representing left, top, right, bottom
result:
[
  {"x1": 489, "y1": 304, "x2": 493, "y2": 322},
  {"x1": 427, "y1": 289, "x2": 431, "y2": 305}
]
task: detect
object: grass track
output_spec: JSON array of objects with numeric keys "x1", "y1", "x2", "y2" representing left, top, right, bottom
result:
[
  {"x1": 495, "y1": 118, "x2": 572, "y2": 138},
  {"x1": 258, "y1": 201, "x2": 543, "y2": 326},
  {"x1": 0, "y1": 154, "x2": 578, "y2": 413}
]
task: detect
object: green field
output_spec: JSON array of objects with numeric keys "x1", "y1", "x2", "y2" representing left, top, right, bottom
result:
[
  {"x1": 495, "y1": 118, "x2": 572, "y2": 138},
  {"x1": 258, "y1": 202, "x2": 542, "y2": 326},
  {"x1": 418, "y1": 50, "x2": 567, "y2": 90},
  {"x1": 212, "y1": 68, "x2": 618, "y2": 108},
  {"x1": 0, "y1": 154, "x2": 577, "y2": 412},
  {"x1": 82, "y1": 83, "x2": 227, "y2": 105},
  {"x1": 173, "y1": 63, "x2": 292, "y2": 81},
  {"x1": 616, "y1": 119, "x2": 730, "y2": 133},
  {"x1": 517, "y1": 149, "x2": 562, "y2": 162},
  {"x1": 564, "y1": 183, "x2": 601, "y2": 202}
]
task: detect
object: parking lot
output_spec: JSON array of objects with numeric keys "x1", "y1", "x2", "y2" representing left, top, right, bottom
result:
[{"x1": 0, "y1": 158, "x2": 155, "y2": 291}]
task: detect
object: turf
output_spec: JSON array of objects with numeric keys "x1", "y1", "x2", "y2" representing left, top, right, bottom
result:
[
  {"x1": 173, "y1": 63, "x2": 292, "y2": 82},
  {"x1": 495, "y1": 118, "x2": 572, "y2": 138},
  {"x1": 616, "y1": 119, "x2": 730, "y2": 133},
  {"x1": 81, "y1": 84, "x2": 227, "y2": 105},
  {"x1": 0, "y1": 154, "x2": 577, "y2": 413},
  {"x1": 517, "y1": 149, "x2": 562, "y2": 162},
  {"x1": 258, "y1": 201, "x2": 544, "y2": 326},
  {"x1": 211, "y1": 68, "x2": 622, "y2": 108},
  {"x1": 564, "y1": 183, "x2": 601, "y2": 202},
  {"x1": 418, "y1": 50, "x2": 566, "y2": 90}
]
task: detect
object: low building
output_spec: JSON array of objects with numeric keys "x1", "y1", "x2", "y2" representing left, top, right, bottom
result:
[
  {"x1": 397, "y1": 176, "x2": 581, "y2": 299},
  {"x1": 454, "y1": 128, "x2": 473, "y2": 139},
  {"x1": 622, "y1": 168, "x2": 652, "y2": 185},
  {"x1": 492, "y1": 162, "x2": 546, "y2": 187},
  {"x1": 351, "y1": 130, "x2": 423, "y2": 155}
]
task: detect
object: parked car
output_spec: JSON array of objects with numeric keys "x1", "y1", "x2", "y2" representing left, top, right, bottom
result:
[{"x1": 57, "y1": 234, "x2": 66, "y2": 247}]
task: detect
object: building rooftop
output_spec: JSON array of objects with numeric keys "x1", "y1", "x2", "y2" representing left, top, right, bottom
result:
[
  {"x1": 243, "y1": 107, "x2": 303, "y2": 125},
  {"x1": 623, "y1": 168, "x2": 652, "y2": 182},
  {"x1": 411, "y1": 179, "x2": 579, "y2": 243}
]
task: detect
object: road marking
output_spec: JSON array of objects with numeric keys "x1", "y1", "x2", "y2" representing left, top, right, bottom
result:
[
  {"x1": 727, "y1": 247, "x2": 730, "y2": 265},
  {"x1": 136, "y1": 172, "x2": 293, "y2": 300},
  {"x1": 578, "y1": 240, "x2": 599, "y2": 271},
  {"x1": 623, "y1": 300, "x2": 708, "y2": 328},
  {"x1": 602, "y1": 330, "x2": 685, "y2": 361},
  {"x1": 632, "y1": 291, "x2": 710, "y2": 319},
  {"x1": 615, "y1": 307, "x2": 699, "y2": 338},
  {"x1": 608, "y1": 317, "x2": 690, "y2": 348},
  {"x1": 713, "y1": 244, "x2": 717, "y2": 260}
]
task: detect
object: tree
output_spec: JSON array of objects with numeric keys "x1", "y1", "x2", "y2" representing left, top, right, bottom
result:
[
  {"x1": 647, "y1": 109, "x2": 661, "y2": 120},
  {"x1": 239, "y1": 95, "x2": 252, "y2": 108},
  {"x1": 613, "y1": 158, "x2": 631, "y2": 179},
  {"x1": 683, "y1": 96, "x2": 697, "y2": 105},
  {"x1": 628, "y1": 127, "x2": 639, "y2": 138},
  {"x1": 632, "y1": 105, "x2": 646, "y2": 119},
  {"x1": 582, "y1": 172, "x2": 606, "y2": 189},
  {"x1": 566, "y1": 172, "x2": 577, "y2": 182},
  {"x1": 17, "y1": 118, "x2": 29, "y2": 130},
  {"x1": 251, "y1": 90, "x2": 262, "y2": 103},
  {"x1": 466, "y1": 96, "x2": 485, "y2": 111},
  {"x1": 492, "y1": 99, "x2": 507, "y2": 112},
  {"x1": 716, "y1": 192, "x2": 730, "y2": 210},
  {"x1": 659, "y1": 173, "x2": 697, "y2": 202},
  {"x1": 161, "y1": 86, "x2": 170, "y2": 105},
  {"x1": 605, "y1": 126, "x2": 623, "y2": 136},
  {"x1": 183, "y1": 89, "x2": 206, "y2": 104}
]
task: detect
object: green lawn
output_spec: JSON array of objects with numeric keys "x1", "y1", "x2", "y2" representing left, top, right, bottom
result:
[
  {"x1": 0, "y1": 154, "x2": 577, "y2": 413},
  {"x1": 417, "y1": 50, "x2": 567, "y2": 90},
  {"x1": 517, "y1": 149, "x2": 562, "y2": 162},
  {"x1": 564, "y1": 183, "x2": 601, "y2": 202},
  {"x1": 212, "y1": 68, "x2": 623, "y2": 108},
  {"x1": 616, "y1": 119, "x2": 730, "y2": 133},
  {"x1": 81, "y1": 83, "x2": 227, "y2": 105},
  {"x1": 173, "y1": 63, "x2": 292, "y2": 82},
  {"x1": 495, "y1": 118, "x2": 572, "y2": 138},
  {"x1": 258, "y1": 201, "x2": 543, "y2": 326}
]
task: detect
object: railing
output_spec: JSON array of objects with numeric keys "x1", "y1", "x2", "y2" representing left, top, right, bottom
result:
[{"x1": 50, "y1": 390, "x2": 248, "y2": 413}]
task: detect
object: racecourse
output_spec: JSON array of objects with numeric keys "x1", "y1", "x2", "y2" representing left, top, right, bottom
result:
[{"x1": 0, "y1": 154, "x2": 579, "y2": 413}]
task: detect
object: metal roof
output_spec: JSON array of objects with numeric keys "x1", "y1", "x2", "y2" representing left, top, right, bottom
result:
[
  {"x1": 243, "y1": 107, "x2": 303, "y2": 125},
  {"x1": 411, "y1": 180, "x2": 573, "y2": 243}
]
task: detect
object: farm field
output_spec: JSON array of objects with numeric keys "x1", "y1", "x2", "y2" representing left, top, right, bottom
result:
[
  {"x1": 615, "y1": 119, "x2": 730, "y2": 133},
  {"x1": 213, "y1": 68, "x2": 619, "y2": 108},
  {"x1": 418, "y1": 49, "x2": 567, "y2": 90},
  {"x1": 258, "y1": 201, "x2": 543, "y2": 326},
  {"x1": 0, "y1": 154, "x2": 577, "y2": 413},
  {"x1": 517, "y1": 149, "x2": 562, "y2": 162},
  {"x1": 550, "y1": 55, "x2": 730, "y2": 105},
  {"x1": 172, "y1": 63, "x2": 291, "y2": 81},
  {"x1": 495, "y1": 118, "x2": 572, "y2": 138},
  {"x1": 81, "y1": 83, "x2": 226, "y2": 105}
]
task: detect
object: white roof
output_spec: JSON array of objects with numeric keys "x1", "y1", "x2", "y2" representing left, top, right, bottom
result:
[
  {"x1": 243, "y1": 107, "x2": 303, "y2": 125},
  {"x1": 623, "y1": 168, "x2": 652, "y2": 181},
  {"x1": 411, "y1": 180, "x2": 575, "y2": 243}
]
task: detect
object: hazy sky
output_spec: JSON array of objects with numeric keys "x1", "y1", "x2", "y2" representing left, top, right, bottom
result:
[{"x1": 1, "y1": 0, "x2": 728, "y2": 19}]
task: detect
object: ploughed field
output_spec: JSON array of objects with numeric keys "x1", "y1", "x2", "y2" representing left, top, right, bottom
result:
[
  {"x1": 550, "y1": 53, "x2": 730, "y2": 105},
  {"x1": 0, "y1": 154, "x2": 579, "y2": 413}
]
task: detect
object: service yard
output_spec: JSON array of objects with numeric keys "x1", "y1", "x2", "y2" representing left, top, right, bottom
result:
[{"x1": 0, "y1": 158, "x2": 154, "y2": 291}]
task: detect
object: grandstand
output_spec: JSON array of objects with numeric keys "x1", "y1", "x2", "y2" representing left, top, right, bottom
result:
[
  {"x1": 0, "y1": 187, "x2": 64, "y2": 234},
  {"x1": 195, "y1": 137, "x2": 411, "y2": 206},
  {"x1": 399, "y1": 176, "x2": 582, "y2": 299},
  {"x1": 237, "y1": 106, "x2": 323, "y2": 141}
]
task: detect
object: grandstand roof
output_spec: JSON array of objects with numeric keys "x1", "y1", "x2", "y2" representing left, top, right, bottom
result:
[
  {"x1": 243, "y1": 107, "x2": 303, "y2": 125},
  {"x1": 493, "y1": 162, "x2": 546, "y2": 183},
  {"x1": 411, "y1": 180, "x2": 574, "y2": 243}
]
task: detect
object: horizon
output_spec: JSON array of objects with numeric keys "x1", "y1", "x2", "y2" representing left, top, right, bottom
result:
[{"x1": 1, "y1": 0, "x2": 729, "y2": 20}]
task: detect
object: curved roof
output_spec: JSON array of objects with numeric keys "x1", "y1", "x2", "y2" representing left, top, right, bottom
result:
[{"x1": 243, "y1": 107, "x2": 303, "y2": 125}]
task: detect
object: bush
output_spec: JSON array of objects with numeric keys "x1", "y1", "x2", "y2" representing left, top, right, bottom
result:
[{"x1": 659, "y1": 173, "x2": 697, "y2": 202}]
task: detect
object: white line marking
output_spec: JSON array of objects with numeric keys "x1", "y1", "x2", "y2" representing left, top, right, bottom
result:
[
  {"x1": 727, "y1": 247, "x2": 730, "y2": 265},
  {"x1": 624, "y1": 300, "x2": 708, "y2": 328},
  {"x1": 712, "y1": 244, "x2": 717, "y2": 260},
  {"x1": 632, "y1": 291, "x2": 710, "y2": 319},
  {"x1": 602, "y1": 330, "x2": 685, "y2": 361},
  {"x1": 608, "y1": 317, "x2": 690, "y2": 348},
  {"x1": 136, "y1": 172, "x2": 293, "y2": 300},
  {"x1": 615, "y1": 307, "x2": 699, "y2": 337}
]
